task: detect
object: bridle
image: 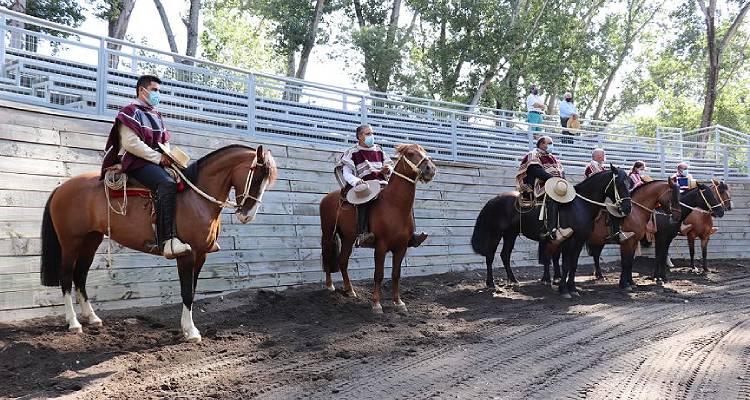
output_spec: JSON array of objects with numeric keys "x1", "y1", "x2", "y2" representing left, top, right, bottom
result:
[
  {"x1": 679, "y1": 186, "x2": 722, "y2": 216},
  {"x1": 390, "y1": 151, "x2": 430, "y2": 185},
  {"x1": 709, "y1": 179, "x2": 732, "y2": 210},
  {"x1": 576, "y1": 172, "x2": 631, "y2": 212},
  {"x1": 171, "y1": 153, "x2": 267, "y2": 210}
]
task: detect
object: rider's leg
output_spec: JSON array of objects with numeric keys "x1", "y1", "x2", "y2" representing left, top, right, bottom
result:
[
  {"x1": 409, "y1": 210, "x2": 428, "y2": 247},
  {"x1": 356, "y1": 202, "x2": 374, "y2": 247}
]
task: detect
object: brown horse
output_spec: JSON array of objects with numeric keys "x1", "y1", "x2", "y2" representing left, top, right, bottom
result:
[
  {"x1": 40, "y1": 145, "x2": 277, "y2": 342},
  {"x1": 319, "y1": 144, "x2": 436, "y2": 313},
  {"x1": 679, "y1": 180, "x2": 732, "y2": 273},
  {"x1": 585, "y1": 180, "x2": 681, "y2": 289}
]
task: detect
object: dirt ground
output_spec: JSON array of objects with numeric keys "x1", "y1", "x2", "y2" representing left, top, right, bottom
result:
[{"x1": 1, "y1": 257, "x2": 750, "y2": 400}]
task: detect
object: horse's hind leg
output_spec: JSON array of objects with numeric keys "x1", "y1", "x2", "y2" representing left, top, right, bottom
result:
[
  {"x1": 688, "y1": 235, "x2": 697, "y2": 273},
  {"x1": 339, "y1": 238, "x2": 356, "y2": 297},
  {"x1": 589, "y1": 244, "x2": 605, "y2": 280},
  {"x1": 701, "y1": 236, "x2": 710, "y2": 273},
  {"x1": 74, "y1": 232, "x2": 104, "y2": 326},
  {"x1": 500, "y1": 234, "x2": 518, "y2": 284},
  {"x1": 484, "y1": 238, "x2": 500, "y2": 288},
  {"x1": 60, "y1": 242, "x2": 82, "y2": 332}
]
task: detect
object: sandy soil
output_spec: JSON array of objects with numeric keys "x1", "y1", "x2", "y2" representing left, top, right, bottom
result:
[{"x1": 1, "y1": 257, "x2": 749, "y2": 399}]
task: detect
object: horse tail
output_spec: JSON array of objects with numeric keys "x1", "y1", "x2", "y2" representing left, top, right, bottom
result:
[
  {"x1": 320, "y1": 193, "x2": 341, "y2": 274},
  {"x1": 472, "y1": 196, "x2": 506, "y2": 257},
  {"x1": 40, "y1": 189, "x2": 61, "y2": 287}
]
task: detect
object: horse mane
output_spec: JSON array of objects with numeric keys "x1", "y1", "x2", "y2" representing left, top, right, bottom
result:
[
  {"x1": 395, "y1": 143, "x2": 426, "y2": 155},
  {"x1": 574, "y1": 169, "x2": 612, "y2": 192},
  {"x1": 629, "y1": 179, "x2": 660, "y2": 196},
  {"x1": 183, "y1": 144, "x2": 277, "y2": 185}
]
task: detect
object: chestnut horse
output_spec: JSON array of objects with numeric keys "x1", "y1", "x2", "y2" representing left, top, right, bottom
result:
[
  {"x1": 677, "y1": 180, "x2": 732, "y2": 273},
  {"x1": 40, "y1": 145, "x2": 277, "y2": 342},
  {"x1": 649, "y1": 182, "x2": 724, "y2": 282},
  {"x1": 319, "y1": 144, "x2": 436, "y2": 314},
  {"x1": 586, "y1": 180, "x2": 681, "y2": 289}
]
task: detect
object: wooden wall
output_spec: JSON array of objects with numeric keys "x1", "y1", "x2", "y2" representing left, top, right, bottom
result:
[{"x1": 0, "y1": 101, "x2": 747, "y2": 321}]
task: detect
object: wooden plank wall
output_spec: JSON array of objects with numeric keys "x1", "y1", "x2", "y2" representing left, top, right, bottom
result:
[{"x1": 0, "y1": 101, "x2": 747, "y2": 321}]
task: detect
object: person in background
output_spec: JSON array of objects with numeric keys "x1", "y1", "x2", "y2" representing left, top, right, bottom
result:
[
  {"x1": 584, "y1": 148, "x2": 606, "y2": 178},
  {"x1": 559, "y1": 91, "x2": 578, "y2": 136},
  {"x1": 629, "y1": 161, "x2": 648, "y2": 190},
  {"x1": 526, "y1": 84, "x2": 545, "y2": 133},
  {"x1": 671, "y1": 162, "x2": 691, "y2": 192}
]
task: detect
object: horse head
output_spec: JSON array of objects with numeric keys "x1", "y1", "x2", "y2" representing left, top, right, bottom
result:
[
  {"x1": 394, "y1": 144, "x2": 436, "y2": 183},
  {"x1": 608, "y1": 164, "x2": 632, "y2": 216},
  {"x1": 693, "y1": 182, "x2": 724, "y2": 218},
  {"x1": 662, "y1": 177, "x2": 682, "y2": 222},
  {"x1": 712, "y1": 179, "x2": 732, "y2": 211},
  {"x1": 233, "y1": 144, "x2": 277, "y2": 223}
]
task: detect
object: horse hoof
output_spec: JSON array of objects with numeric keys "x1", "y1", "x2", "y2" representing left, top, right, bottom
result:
[
  {"x1": 553, "y1": 279, "x2": 561, "y2": 285},
  {"x1": 571, "y1": 291, "x2": 581, "y2": 297},
  {"x1": 372, "y1": 303, "x2": 383, "y2": 314},
  {"x1": 68, "y1": 322, "x2": 83, "y2": 333},
  {"x1": 344, "y1": 289, "x2": 357, "y2": 298},
  {"x1": 325, "y1": 283, "x2": 335, "y2": 291},
  {"x1": 184, "y1": 329, "x2": 202, "y2": 343},
  {"x1": 595, "y1": 275, "x2": 605, "y2": 281},
  {"x1": 394, "y1": 301, "x2": 407, "y2": 313},
  {"x1": 88, "y1": 317, "x2": 103, "y2": 326},
  {"x1": 486, "y1": 281, "x2": 496, "y2": 289},
  {"x1": 561, "y1": 292, "x2": 572, "y2": 299}
]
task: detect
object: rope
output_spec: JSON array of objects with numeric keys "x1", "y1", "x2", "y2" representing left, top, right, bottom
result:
[
  {"x1": 679, "y1": 202, "x2": 712, "y2": 214},
  {"x1": 169, "y1": 166, "x2": 237, "y2": 208},
  {"x1": 103, "y1": 170, "x2": 128, "y2": 269}
]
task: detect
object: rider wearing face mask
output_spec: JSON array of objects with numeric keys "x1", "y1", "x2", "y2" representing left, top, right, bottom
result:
[
  {"x1": 672, "y1": 162, "x2": 692, "y2": 192},
  {"x1": 517, "y1": 136, "x2": 573, "y2": 242},
  {"x1": 336, "y1": 124, "x2": 427, "y2": 248},
  {"x1": 101, "y1": 75, "x2": 192, "y2": 259}
]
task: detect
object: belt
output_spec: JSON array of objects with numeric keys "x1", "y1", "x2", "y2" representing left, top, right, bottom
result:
[{"x1": 529, "y1": 111, "x2": 542, "y2": 114}]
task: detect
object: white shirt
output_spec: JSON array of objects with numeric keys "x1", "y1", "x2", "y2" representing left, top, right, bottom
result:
[
  {"x1": 559, "y1": 100, "x2": 578, "y2": 118},
  {"x1": 526, "y1": 94, "x2": 545, "y2": 113},
  {"x1": 118, "y1": 124, "x2": 165, "y2": 165}
]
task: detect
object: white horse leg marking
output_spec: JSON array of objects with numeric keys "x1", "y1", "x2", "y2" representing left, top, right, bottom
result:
[
  {"x1": 181, "y1": 304, "x2": 201, "y2": 343},
  {"x1": 76, "y1": 289, "x2": 102, "y2": 326},
  {"x1": 64, "y1": 292, "x2": 82, "y2": 333}
]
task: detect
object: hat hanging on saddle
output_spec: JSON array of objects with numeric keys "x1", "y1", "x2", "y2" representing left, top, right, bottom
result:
[
  {"x1": 688, "y1": 177, "x2": 698, "y2": 189},
  {"x1": 346, "y1": 180, "x2": 381, "y2": 205},
  {"x1": 641, "y1": 174, "x2": 654, "y2": 183},
  {"x1": 605, "y1": 198, "x2": 625, "y2": 218},
  {"x1": 157, "y1": 143, "x2": 190, "y2": 169},
  {"x1": 544, "y1": 177, "x2": 576, "y2": 203}
]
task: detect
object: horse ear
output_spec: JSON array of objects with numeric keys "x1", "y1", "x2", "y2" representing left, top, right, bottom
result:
[
  {"x1": 610, "y1": 163, "x2": 617, "y2": 172},
  {"x1": 256, "y1": 145, "x2": 265, "y2": 164}
]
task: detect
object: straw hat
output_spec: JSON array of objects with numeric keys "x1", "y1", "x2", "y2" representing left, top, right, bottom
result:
[
  {"x1": 544, "y1": 177, "x2": 576, "y2": 203},
  {"x1": 346, "y1": 180, "x2": 381, "y2": 205},
  {"x1": 641, "y1": 175, "x2": 654, "y2": 183},
  {"x1": 567, "y1": 116, "x2": 581, "y2": 130},
  {"x1": 157, "y1": 143, "x2": 190, "y2": 169}
]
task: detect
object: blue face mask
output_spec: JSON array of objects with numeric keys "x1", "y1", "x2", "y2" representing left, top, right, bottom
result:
[
  {"x1": 681, "y1": 169, "x2": 688, "y2": 176},
  {"x1": 547, "y1": 143, "x2": 554, "y2": 152},
  {"x1": 364, "y1": 135, "x2": 375, "y2": 147},
  {"x1": 147, "y1": 90, "x2": 161, "y2": 106}
]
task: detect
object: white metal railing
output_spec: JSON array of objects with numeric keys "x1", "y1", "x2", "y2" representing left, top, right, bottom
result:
[{"x1": 0, "y1": 8, "x2": 747, "y2": 179}]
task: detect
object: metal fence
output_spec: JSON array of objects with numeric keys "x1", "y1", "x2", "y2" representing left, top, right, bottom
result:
[{"x1": 0, "y1": 8, "x2": 747, "y2": 179}]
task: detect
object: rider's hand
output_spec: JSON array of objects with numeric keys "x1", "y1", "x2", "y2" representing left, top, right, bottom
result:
[
  {"x1": 160, "y1": 154, "x2": 172, "y2": 167},
  {"x1": 381, "y1": 165, "x2": 392, "y2": 173}
]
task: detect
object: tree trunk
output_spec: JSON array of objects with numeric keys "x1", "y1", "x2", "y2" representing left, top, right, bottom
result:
[
  {"x1": 592, "y1": 49, "x2": 626, "y2": 120},
  {"x1": 106, "y1": 0, "x2": 137, "y2": 69},
  {"x1": 153, "y1": 0, "x2": 180, "y2": 55},
  {"x1": 375, "y1": 0, "x2": 402, "y2": 92},
  {"x1": 469, "y1": 64, "x2": 499, "y2": 107},
  {"x1": 296, "y1": 0, "x2": 327, "y2": 79},
  {"x1": 183, "y1": 0, "x2": 201, "y2": 58},
  {"x1": 699, "y1": 0, "x2": 718, "y2": 129}
]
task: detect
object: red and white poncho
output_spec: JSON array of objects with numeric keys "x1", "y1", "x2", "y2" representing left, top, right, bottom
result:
[
  {"x1": 584, "y1": 160, "x2": 605, "y2": 178},
  {"x1": 336, "y1": 144, "x2": 394, "y2": 186},
  {"x1": 516, "y1": 148, "x2": 564, "y2": 198}
]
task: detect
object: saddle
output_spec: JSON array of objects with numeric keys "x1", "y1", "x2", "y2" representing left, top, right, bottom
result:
[{"x1": 517, "y1": 190, "x2": 537, "y2": 209}]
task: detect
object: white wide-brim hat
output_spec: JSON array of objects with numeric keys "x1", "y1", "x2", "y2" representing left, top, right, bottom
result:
[
  {"x1": 346, "y1": 180, "x2": 381, "y2": 205},
  {"x1": 157, "y1": 143, "x2": 190, "y2": 169},
  {"x1": 545, "y1": 177, "x2": 576, "y2": 203}
]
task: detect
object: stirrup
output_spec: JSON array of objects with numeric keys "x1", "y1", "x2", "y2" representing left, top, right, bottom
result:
[
  {"x1": 408, "y1": 232, "x2": 428, "y2": 247},
  {"x1": 355, "y1": 233, "x2": 375, "y2": 248},
  {"x1": 552, "y1": 227, "x2": 574, "y2": 243},
  {"x1": 163, "y1": 238, "x2": 192, "y2": 259},
  {"x1": 617, "y1": 231, "x2": 635, "y2": 242},
  {"x1": 208, "y1": 241, "x2": 221, "y2": 253}
]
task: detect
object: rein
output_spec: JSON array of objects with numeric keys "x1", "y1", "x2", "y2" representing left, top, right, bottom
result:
[
  {"x1": 576, "y1": 173, "x2": 630, "y2": 208},
  {"x1": 170, "y1": 154, "x2": 265, "y2": 210},
  {"x1": 680, "y1": 188, "x2": 720, "y2": 215},
  {"x1": 390, "y1": 152, "x2": 429, "y2": 185}
]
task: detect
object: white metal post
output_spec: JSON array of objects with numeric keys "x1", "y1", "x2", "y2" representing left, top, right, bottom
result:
[
  {"x1": 0, "y1": 15, "x2": 6, "y2": 76},
  {"x1": 723, "y1": 146, "x2": 729, "y2": 179},
  {"x1": 247, "y1": 74, "x2": 256, "y2": 135},
  {"x1": 96, "y1": 38, "x2": 108, "y2": 115},
  {"x1": 359, "y1": 96, "x2": 367, "y2": 123},
  {"x1": 450, "y1": 112, "x2": 458, "y2": 162},
  {"x1": 657, "y1": 128, "x2": 666, "y2": 177}
]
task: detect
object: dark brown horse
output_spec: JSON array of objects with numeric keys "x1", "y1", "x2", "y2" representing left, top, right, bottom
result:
[
  {"x1": 320, "y1": 144, "x2": 436, "y2": 313},
  {"x1": 676, "y1": 180, "x2": 732, "y2": 273},
  {"x1": 586, "y1": 180, "x2": 681, "y2": 289},
  {"x1": 40, "y1": 145, "x2": 277, "y2": 342}
]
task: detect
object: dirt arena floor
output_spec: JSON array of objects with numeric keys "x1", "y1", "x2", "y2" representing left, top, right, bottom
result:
[{"x1": 1, "y1": 257, "x2": 749, "y2": 399}]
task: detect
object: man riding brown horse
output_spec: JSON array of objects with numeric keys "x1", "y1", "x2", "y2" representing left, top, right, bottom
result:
[
  {"x1": 100, "y1": 74, "x2": 191, "y2": 259},
  {"x1": 335, "y1": 123, "x2": 427, "y2": 248},
  {"x1": 584, "y1": 148, "x2": 634, "y2": 243}
]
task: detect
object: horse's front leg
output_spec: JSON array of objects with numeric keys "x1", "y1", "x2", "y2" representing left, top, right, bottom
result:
[
  {"x1": 371, "y1": 245, "x2": 387, "y2": 314},
  {"x1": 701, "y1": 236, "x2": 710, "y2": 273},
  {"x1": 338, "y1": 238, "x2": 356, "y2": 297},
  {"x1": 391, "y1": 246, "x2": 408, "y2": 312},
  {"x1": 565, "y1": 241, "x2": 585, "y2": 297},
  {"x1": 177, "y1": 252, "x2": 201, "y2": 343},
  {"x1": 688, "y1": 234, "x2": 698, "y2": 273}
]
